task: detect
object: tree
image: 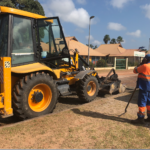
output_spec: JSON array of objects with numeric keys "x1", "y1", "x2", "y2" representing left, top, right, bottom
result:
[
  {"x1": 0, "y1": 0, "x2": 45, "y2": 16},
  {"x1": 0, "y1": 0, "x2": 15, "y2": 8},
  {"x1": 103, "y1": 34, "x2": 110, "y2": 44},
  {"x1": 139, "y1": 47, "x2": 148, "y2": 53},
  {"x1": 93, "y1": 45, "x2": 97, "y2": 49},
  {"x1": 96, "y1": 59, "x2": 107, "y2": 67},
  {"x1": 0, "y1": 0, "x2": 45, "y2": 39},
  {"x1": 89, "y1": 61, "x2": 95, "y2": 68},
  {"x1": 110, "y1": 38, "x2": 117, "y2": 44},
  {"x1": 117, "y1": 36, "x2": 124, "y2": 44},
  {"x1": 86, "y1": 44, "x2": 95, "y2": 49}
]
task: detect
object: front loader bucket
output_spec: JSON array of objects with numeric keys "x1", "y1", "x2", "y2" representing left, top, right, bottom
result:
[{"x1": 119, "y1": 83, "x2": 126, "y2": 93}]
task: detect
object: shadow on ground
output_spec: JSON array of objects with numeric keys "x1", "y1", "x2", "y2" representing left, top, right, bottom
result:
[
  {"x1": 0, "y1": 88, "x2": 139, "y2": 126},
  {"x1": 58, "y1": 88, "x2": 138, "y2": 105},
  {"x1": 58, "y1": 96, "x2": 84, "y2": 105},
  {"x1": 114, "y1": 89, "x2": 139, "y2": 105},
  {"x1": 71, "y1": 108, "x2": 147, "y2": 127},
  {"x1": 0, "y1": 116, "x2": 19, "y2": 126}
]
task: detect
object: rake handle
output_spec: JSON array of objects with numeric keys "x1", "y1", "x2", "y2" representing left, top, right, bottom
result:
[{"x1": 125, "y1": 87, "x2": 137, "y2": 112}]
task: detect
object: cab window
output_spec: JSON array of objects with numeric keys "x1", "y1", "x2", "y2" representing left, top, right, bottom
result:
[
  {"x1": 38, "y1": 18, "x2": 66, "y2": 58},
  {"x1": 37, "y1": 18, "x2": 69, "y2": 67},
  {"x1": 12, "y1": 16, "x2": 34, "y2": 65}
]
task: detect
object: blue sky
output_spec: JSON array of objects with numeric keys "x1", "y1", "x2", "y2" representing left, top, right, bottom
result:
[{"x1": 39, "y1": 0, "x2": 150, "y2": 50}]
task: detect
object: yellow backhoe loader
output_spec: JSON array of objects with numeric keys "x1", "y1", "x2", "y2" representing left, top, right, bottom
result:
[{"x1": 0, "y1": 6, "x2": 125, "y2": 120}]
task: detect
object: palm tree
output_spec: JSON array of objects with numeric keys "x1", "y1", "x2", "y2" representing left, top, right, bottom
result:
[
  {"x1": 110, "y1": 38, "x2": 117, "y2": 44},
  {"x1": 117, "y1": 36, "x2": 124, "y2": 44},
  {"x1": 103, "y1": 35, "x2": 110, "y2": 44}
]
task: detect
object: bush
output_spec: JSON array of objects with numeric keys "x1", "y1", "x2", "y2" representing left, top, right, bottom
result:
[
  {"x1": 96, "y1": 59, "x2": 107, "y2": 67},
  {"x1": 128, "y1": 62, "x2": 139, "y2": 66},
  {"x1": 128, "y1": 62, "x2": 134, "y2": 66},
  {"x1": 89, "y1": 61, "x2": 95, "y2": 68},
  {"x1": 134, "y1": 62, "x2": 139, "y2": 66}
]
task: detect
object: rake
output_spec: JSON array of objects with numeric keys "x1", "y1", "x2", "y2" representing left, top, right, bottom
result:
[{"x1": 118, "y1": 87, "x2": 137, "y2": 117}]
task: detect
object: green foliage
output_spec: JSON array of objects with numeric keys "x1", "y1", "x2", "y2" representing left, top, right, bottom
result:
[
  {"x1": 117, "y1": 36, "x2": 124, "y2": 44},
  {"x1": 86, "y1": 44, "x2": 98, "y2": 49},
  {"x1": 19, "y1": 0, "x2": 45, "y2": 16},
  {"x1": 0, "y1": 0, "x2": 45, "y2": 40},
  {"x1": 128, "y1": 61, "x2": 139, "y2": 66},
  {"x1": 96, "y1": 59, "x2": 107, "y2": 67},
  {"x1": 103, "y1": 35, "x2": 110, "y2": 44},
  {"x1": 0, "y1": 0, "x2": 45, "y2": 16},
  {"x1": 89, "y1": 61, "x2": 95, "y2": 68},
  {"x1": 93, "y1": 45, "x2": 97, "y2": 49},
  {"x1": 110, "y1": 38, "x2": 117, "y2": 44},
  {"x1": 140, "y1": 49, "x2": 148, "y2": 53},
  {"x1": 89, "y1": 44, "x2": 94, "y2": 49},
  {"x1": 0, "y1": 0, "x2": 15, "y2": 7}
]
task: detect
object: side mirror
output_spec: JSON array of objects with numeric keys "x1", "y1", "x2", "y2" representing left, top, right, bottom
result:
[{"x1": 62, "y1": 48, "x2": 69, "y2": 55}]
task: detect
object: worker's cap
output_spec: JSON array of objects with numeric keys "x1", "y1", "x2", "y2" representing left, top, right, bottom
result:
[{"x1": 145, "y1": 54, "x2": 150, "y2": 59}]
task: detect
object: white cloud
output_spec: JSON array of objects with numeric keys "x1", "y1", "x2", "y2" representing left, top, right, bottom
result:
[
  {"x1": 141, "y1": 4, "x2": 150, "y2": 19},
  {"x1": 107, "y1": 22, "x2": 126, "y2": 31},
  {"x1": 92, "y1": 40, "x2": 101, "y2": 46},
  {"x1": 41, "y1": 0, "x2": 90, "y2": 28},
  {"x1": 86, "y1": 35, "x2": 94, "y2": 40},
  {"x1": 126, "y1": 30, "x2": 141, "y2": 37},
  {"x1": 110, "y1": 0, "x2": 134, "y2": 9},
  {"x1": 77, "y1": 0, "x2": 86, "y2": 4}
]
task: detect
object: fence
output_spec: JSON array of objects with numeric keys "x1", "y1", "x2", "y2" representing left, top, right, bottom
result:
[{"x1": 128, "y1": 57, "x2": 141, "y2": 66}]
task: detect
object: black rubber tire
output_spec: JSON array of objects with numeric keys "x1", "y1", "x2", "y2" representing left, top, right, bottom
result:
[
  {"x1": 12, "y1": 72, "x2": 58, "y2": 120},
  {"x1": 76, "y1": 75, "x2": 99, "y2": 103}
]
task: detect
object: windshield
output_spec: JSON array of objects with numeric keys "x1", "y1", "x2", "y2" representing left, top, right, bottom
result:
[
  {"x1": 0, "y1": 15, "x2": 9, "y2": 57},
  {"x1": 37, "y1": 17, "x2": 70, "y2": 68},
  {"x1": 11, "y1": 16, "x2": 34, "y2": 65}
]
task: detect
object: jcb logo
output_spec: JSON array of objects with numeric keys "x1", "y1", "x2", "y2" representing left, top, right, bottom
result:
[{"x1": 4, "y1": 61, "x2": 10, "y2": 68}]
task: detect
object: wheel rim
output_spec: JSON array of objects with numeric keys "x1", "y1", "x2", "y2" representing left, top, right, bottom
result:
[
  {"x1": 87, "y1": 81, "x2": 96, "y2": 96},
  {"x1": 28, "y1": 84, "x2": 52, "y2": 112}
]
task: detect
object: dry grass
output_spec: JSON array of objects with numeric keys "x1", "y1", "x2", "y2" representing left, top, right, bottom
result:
[{"x1": 0, "y1": 90, "x2": 150, "y2": 149}]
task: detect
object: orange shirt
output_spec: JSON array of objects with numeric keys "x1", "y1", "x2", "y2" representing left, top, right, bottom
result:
[{"x1": 133, "y1": 63, "x2": 150, "y2": 91}]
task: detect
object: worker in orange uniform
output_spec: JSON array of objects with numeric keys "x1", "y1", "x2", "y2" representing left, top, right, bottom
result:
[{"x1": 132, "y1": 54, "x2": 150, "y2": 124}]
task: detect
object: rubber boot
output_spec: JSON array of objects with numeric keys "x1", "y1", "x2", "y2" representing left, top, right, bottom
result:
[{"x1": 131, "y1": 118, "x2": 145, "y2": 125}]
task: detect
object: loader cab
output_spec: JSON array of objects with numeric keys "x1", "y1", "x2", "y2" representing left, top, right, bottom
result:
[
  {"x1": 35, "y1": 17, "x2": 71, "y2": 68},
  {"x1": 0, "y1": 12, "x2": 70, "y2": 68}
]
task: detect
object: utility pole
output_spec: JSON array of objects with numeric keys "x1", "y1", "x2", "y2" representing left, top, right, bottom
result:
[
  {"x1": 149, "y1": 38, "x2": 150, "y2": 50},
  {"x1": 88, "y1": 16, "x2": 95, "y2": 65}
]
